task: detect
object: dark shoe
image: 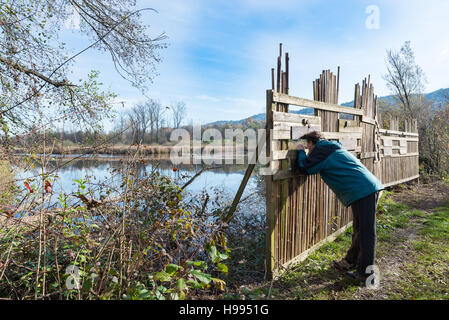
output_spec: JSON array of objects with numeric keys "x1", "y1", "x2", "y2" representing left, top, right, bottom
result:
[
  {"x1": 333, "y1": 258, "x2": 355, "y2": 271},
  {"x1": 346, "y1": 270, "x2": 378, "y2": 287},
  {"x1": 346, "y1": 270, "x2": 376, "y2": 282}
]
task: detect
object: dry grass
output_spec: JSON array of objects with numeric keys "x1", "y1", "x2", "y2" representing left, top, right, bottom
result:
[{"x1": 13, "y1": 144, "x2": 245, "y2": 156}]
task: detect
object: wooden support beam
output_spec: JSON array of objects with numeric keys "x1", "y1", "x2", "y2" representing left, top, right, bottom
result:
[
  {"x1": 321, "y1": 131, "x2": 362, "y2": 139},
  {"x1": 338, "y1": 119, "x2": 363, "y2": 133},
  {"x1": 224, "y1": 163, "x2": 255, "y2": 223},
  {"x1": 361, "y1": 116, "x2": 376, "y2": 125},
  {"x1": 379, "y1": 129, "x2": 419, "y2": 137},
  {"x1": 291, "y1": 125, "x2": 322, "y2": 139},
  {"x1": 273, "y1": 129, "x2": 291, "y2": 140},
  {"x1": 381, "y1": 137, "x2": 419, "y2": 145},
  {"x1": 381, "y1": 152, "x2": 419, "y2": 158},
  {"x1": 273, "y1": 111, "x2": 321, "y2": 124},
  {"x1": 272, "y1": 91, "x2": 364, "y2": 116},
  {"x1": 382, "y1": 175, "x2": 420, "y2": 188}
]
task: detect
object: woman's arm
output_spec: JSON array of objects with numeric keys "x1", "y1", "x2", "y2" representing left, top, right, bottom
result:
[
  {"x1": 297, "y1": 145, "x2": 326, "y2": 175},
  {"x1": 297, "y1": 146, "x2": 308, "y2": 174}
]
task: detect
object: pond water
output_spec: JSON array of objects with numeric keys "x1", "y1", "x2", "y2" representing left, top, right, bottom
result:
[{"x1": 13, "y1": 155, "x2": 265, "y2": 210}]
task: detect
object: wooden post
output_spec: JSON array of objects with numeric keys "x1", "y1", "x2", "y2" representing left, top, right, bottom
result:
[{"x1": 265, "y1": 89, "x2": 276, "y2": 275}]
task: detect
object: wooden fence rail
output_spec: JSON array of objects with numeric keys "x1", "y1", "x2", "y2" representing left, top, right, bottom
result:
[{"x1": 265, "y1": 45, "x2": 419, "y2": 278}]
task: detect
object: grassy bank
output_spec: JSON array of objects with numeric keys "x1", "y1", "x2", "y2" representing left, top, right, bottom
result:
[
  {"x1": 13, "y1": 143, "x2": 250, "y2": 156},
  {"x1": 14, "y1": 144, "x2": 175, "y2": 155},
  {"x1": 238, "y1": 182, "x2": 449, "y2": 300}
]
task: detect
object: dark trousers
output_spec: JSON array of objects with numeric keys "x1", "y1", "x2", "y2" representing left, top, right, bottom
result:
[{"x1": 345, "y1": 191, "x2": 380, "y2": 276}]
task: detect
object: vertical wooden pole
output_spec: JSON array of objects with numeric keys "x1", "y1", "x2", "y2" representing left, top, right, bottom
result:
[{"x1": 265, "y1": 89, "x2": 275, "y2": 276}]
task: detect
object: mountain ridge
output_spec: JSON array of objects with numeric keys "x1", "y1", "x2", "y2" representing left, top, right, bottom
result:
[{"x1": 206, "y1": 88, "x2": 449, "y2": 126}]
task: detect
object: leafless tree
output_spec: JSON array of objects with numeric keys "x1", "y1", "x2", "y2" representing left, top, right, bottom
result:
[
  {"x1": 172, "y1": 101, "x2": 187, "y2": 128},
  {"x1": 383, "y1": 41, "x2": 427, "y2": 119},
  {"x1": 126, "y1": 102, "x2": 151, "y2": 144},
  {"x1": 125, "y1": 99, "x2": 169, "y2": 144},
  {"x1": 126, "y1": 107, "x2": 140, "y2": 144},
  {"x1": 113, "y1": 110, "x2": 128, "y2": 143},
  {"x1": 148, "y1": 100, "x2": 165, "y2": 143}
]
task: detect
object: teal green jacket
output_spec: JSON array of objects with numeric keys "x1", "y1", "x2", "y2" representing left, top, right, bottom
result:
[{"x1": 298, "y1": 139, "x2": 384, "y2": 207}]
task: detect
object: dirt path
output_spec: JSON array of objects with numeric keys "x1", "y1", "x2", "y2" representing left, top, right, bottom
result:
[
  {"x1": 352, "y1": 180, "x2": 449, "y2": 299},
  {"x1": 352, "y1": 219, "x2": 422, "y2": 299},
  {"x1": 390, "y1": 179, "x2": 449, "y2": 210}
]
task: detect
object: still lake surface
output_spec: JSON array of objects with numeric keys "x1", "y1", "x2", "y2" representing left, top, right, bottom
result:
[{"x1": 14, "y1": 155, "x2": 264, "y2": 209}]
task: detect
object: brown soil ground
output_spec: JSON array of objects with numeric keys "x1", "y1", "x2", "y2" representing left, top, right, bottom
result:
[
  {"x1": 352, "y1": 179, "x2": 449, "y2": 299},
  {"x1": 390, "y1": 179, "x2": 449, "y2": 210}
]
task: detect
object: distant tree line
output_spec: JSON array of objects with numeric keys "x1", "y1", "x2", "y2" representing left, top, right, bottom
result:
[{"x1": 24, "y1": 100, "x2": 265, "y2": 147}]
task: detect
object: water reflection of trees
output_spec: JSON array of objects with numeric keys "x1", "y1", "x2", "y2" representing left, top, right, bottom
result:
[
  {"x1": 48, "y1": 158, "x2": 252, "y2": 175},
  {"x1": 34, "y1": 157, "x2": 267, "y2": 198}
]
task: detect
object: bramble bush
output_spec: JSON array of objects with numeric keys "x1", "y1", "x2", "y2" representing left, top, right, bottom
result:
[{"x1": 0, "y1": 159, "x2": 231, "y2": 300}]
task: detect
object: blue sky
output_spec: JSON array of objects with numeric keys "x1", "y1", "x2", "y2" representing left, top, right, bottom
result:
[{"x1": 61, "y1": 0, "x2": 449, "y2": 130}]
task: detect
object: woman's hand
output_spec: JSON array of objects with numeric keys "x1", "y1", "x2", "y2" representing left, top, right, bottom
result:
[{"x1": 297, "y1": 143, "x2": 305, "y2": 151}]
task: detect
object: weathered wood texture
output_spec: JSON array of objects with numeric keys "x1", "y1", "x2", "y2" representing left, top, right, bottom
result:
[{"x1": 265, "y1": 45, "x2": 419, "y2": 278}]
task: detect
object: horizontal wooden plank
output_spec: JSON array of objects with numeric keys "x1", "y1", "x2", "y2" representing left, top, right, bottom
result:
[
  {"x1": 272, "y1": 149, "x2": 298, "y2": 161},
  {"x1": 273, "y1": 169, "x2": 304, "y2": 181},
  {"x1": 273, "y1": 122, "x2": 292, "y2": 131},
  {"x1": 273, "y1": 111, "x2": 321, "y2": 125},
  {"x1": 382, "y1": 146, "x2": 409, "y2": 154},
  {"x1": 382, "y1": 138, "x2": 393, "y2": 147},
  {"x1": 321, "y1": 131, "x2": 362, "y2": 139},
  {"x1": 338, "y1": 119, "x2": 363, "y2": 133},
  {"x1": 291, "y1": 125, "x2": 322, "y2": 140},
  {"x1": 403, "y1": 137, "x2": 419, "y2": 142},
  {"x1": 273, "y1": 129, "x2": 290, "y2": 140},
  {"x1": 381, "y1": 152, "x2": 419, "y2": 158},
  {"x1": 383, "y1": 148, "x2": 393, "y2": 156},
  {"x1": 361, "y1": 116, "x2": 376, "y2": 125},
  {"x1": 272, "y1": 91, "x2": 364, "y2": 116},
  {"x1": 273, "y1": 120, "x2": 320, "y2": 129},
  {"x1": 360, "y1": 152, "x2": 378, "y2": 159},
  {"x1": 380, "y1": 146, "x2": 401, "y2": 150},
  {"x1": 383, "y1": 175, "x2": 420, "y2": 188},
  {"x1": 381, "y1": 136, "x2": 419, "y2": 143},
  {"x1": 379, "y1": 129, "x2": 419, "y2": 137},
  {"x1": 381, "y1": 146, "x2": 403, "y2": 150},
  {"x1": 340, "y1": 137, "x2": 358, "y2": 150},
  {"x1": 274, "y1": 121, "x2": 320, "y2": 132}
]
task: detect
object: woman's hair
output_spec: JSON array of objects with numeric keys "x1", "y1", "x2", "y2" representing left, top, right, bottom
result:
[{"x1": 299, "y1": 131, "x2": 324, "y2": 144}]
